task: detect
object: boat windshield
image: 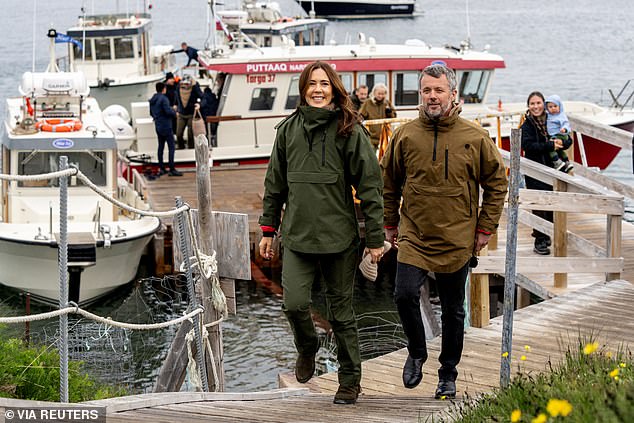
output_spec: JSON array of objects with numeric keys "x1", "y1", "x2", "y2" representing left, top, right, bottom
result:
[
  {"x1": 17, "y1": 151, "x2": 107, "y2": 188},
  {"x1": 457, "y1": 70, "x2": 491, "y2": 104}
]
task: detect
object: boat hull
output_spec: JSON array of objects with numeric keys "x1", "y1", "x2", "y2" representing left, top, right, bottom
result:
[
  {"x1": 89, "y1": 78, "x2": 160, "y2": 114},
  {"x1": 297, "y1": 0, "x2": 414, "y2": 18},
  {"x1": 0, "y1": 223, "x2": 158, "y2": 305}
]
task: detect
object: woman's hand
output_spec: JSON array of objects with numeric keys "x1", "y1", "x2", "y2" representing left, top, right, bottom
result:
[
  {"x1": 367, "y1": 247, "x2": 384, "y2": 264},
  {"x1": 259, "y1": 237, "x2": 274, "y2": 260}
]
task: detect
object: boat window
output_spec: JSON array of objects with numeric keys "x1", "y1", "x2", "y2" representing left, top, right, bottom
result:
[
  {"x1": 114, "y1": 37, "x2": 135, "y2": 59},
  {"x1": 73, "y1": 40, "x2": 92, "y2": 61},
  {"x1": 393, "y1": 72, "x2": 419, "y2": 106},
  {"x1": 17, "y1": 151, "x2": 107, "y2": 187},
  {"x1": 314, "y1": 28, "x2": 323, "y2": 45},
  {"x1": 339, "y1": 73, "x2": 353, "y2": 94},
  {"x1": 358, "y1": 73, "x2": 387, "y2": 94},
  {"x1": 457, "y1": 70, "x2": 491, "y2": 104},
  {"x1": 94, "y1": 38, "x2": 112, "y2": 60},
  {"x1": 250, "y1": 88, "x2": 277, "y2": 111},
  {"x1": 285, "y1": 76, "x2": 300, "y2": 110},
  {"x1": 263, "y1": 36, "x2": 272, "y2": 47}
]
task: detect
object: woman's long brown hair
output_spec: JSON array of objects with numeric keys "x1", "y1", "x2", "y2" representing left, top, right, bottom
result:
[{"x1": 298, "y1": 61, "x2": 359, "y2": 138}]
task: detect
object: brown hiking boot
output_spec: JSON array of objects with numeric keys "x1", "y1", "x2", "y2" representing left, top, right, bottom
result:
[
  {"x1": 295, "y1": 353, "x2": 316, "y2": 383},
  {"x1": 333, "y1": 384, "x2": 361, "y2": 405}
]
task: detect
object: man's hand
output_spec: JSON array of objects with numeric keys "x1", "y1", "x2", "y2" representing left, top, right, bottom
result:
[
  {"x1": 384, "y1": 227, "x2": 398, "y2": 249},
  {"x1": 259, "y1": 236, "x2": 274, "y2": 260},
  {"x1": 194, "y1": 103, "x2": 200, "y2": 110},
  {"x1": 474, "y1": 232, "x2": 491, "y2": 253}
]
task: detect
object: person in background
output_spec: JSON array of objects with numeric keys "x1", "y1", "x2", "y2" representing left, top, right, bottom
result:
[
  {"x1": 200, "y1": 86, "x2": 219, "y2": 141},
  {"x1": 258, "y1": 61, "x2": 384, "y2": 405},
  {"x1": 359, "y1": 83, "x2": 396, "y2": 150},
  {"x1": 164, "y1": 72, "x2": 178, "y2": 134},
  {"x1": 171, "y1": 42, "x2": 200, "y2": 66},
  {"x1": 381, "y1": 64, "x2": 507, "y2": 399},
  {"x1": 149, "y1": 82, "x2": 182, "y2": 177},
  {"x1": 545, "y1": 94, "x2": 574, "y2": 173},
  {"x1": 175, "y1": 75, "x2": 204, "y2": 149},
  {"x1": 520, "y1": 91, "x2": 569, "y2": 255},
  {"x1": 349, "y1": 84, "x2": 368, "y2": 111}
]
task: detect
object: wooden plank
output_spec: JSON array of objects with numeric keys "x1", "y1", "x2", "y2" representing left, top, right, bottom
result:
[
  {"x1": 472, "y1": 256, "x2": 623, "y2": 274},
  {"x1": 571, "y1": 164, "x2": 634, "y2": 200},
  {"x1": 518, "y1": 189, "x2": 624, "y2": 215},
  {"x1": 173, "y1": 210, "x2": 251, "y2": 281},
  {"x1": 568, "y1": 114, "x2": 633, "y2": 150},
  {"x1": 515, "y1": 273, "x2": 555, "y2": 300}
]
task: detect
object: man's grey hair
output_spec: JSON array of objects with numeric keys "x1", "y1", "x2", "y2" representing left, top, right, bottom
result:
[{"x1": 422, "y1": 64, "x2": 457, "y2": 92}]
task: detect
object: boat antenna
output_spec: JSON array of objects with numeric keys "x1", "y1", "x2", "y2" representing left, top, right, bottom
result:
[
  {"x1": 31, "y1": 0, "x2": 37, "y2": 72},
  {"x1": 205, "y1": 0, "x2": 214, "y2": 51},
  {"x1": 81, "y1": 0, "x2": 87, "y2": 63},
  {"x1": 465, "y1": 0, "x2": 471, "y2": 46},
  {"x1": 46, "y1": 28, "x2": 60, "y2": 73}
]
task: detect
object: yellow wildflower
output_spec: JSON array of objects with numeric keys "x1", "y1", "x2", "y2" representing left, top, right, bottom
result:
[
  {"x1": 583, "y1": 342, "x2": 599, "y2": 355},
  {"x1": 547, "y1": 398, "x2": 573, "y2": 417},
  {"x1": 524, "y1": 345, "x2": 531, "y2": 352},
  {"x1": 520, "y1": 355, "x2": 527, "y2": 361},
  {"x1": 619, "y1": 362, "x2": 626, "y2": 368},
  {"x1": 614, "y1": 376, "x2": 620, "y2": 381},
  {"x1": 609, "y1": 368, "x2": 620, "y2": 378},
  {"x1": 532, "y1": 413, "x2": 547, "y2": 423},
  {"x1": 510, "y1": 409, "x2": 522, "y2": 422},
  {"x1": 606, "y1": 351, "x2": 613, "y2": 359},
  {"x1": 440, "y1": 395, "x2": 446, "y2": 400},
  {"x1": 502, "y1": 351, "x2": 509, "y2": 358}
]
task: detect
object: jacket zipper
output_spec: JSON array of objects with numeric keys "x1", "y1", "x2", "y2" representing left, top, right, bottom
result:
[
  {"x1": 444, "y1": 144, "x2": 449, "y2": 180},
  {"x1": 432, "y1": 124, "x2": 438, "y2": 161},
  {"x1": 321, "y1": 128, "x2": 327, "y2": 166},
  {"x1": 467, "y1": 181, "x2": 472, "y2": 217}
]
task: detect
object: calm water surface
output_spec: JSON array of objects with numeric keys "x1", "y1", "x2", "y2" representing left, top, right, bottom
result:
[{"x1": 0, "y1": 0, "x2": 632, "y2": 392}]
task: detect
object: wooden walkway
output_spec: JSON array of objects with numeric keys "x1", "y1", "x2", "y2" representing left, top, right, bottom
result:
[{"x1": 1, "y1": 278, "x2": 625, "y2": 422}]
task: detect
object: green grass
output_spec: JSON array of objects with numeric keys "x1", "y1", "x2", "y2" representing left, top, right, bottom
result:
[
  {"x1": 0, "y1": 333, "x2": 127, "y2": 402},
  {"x1": 436, "y1": 340, "x2": 633, "y2": 423}
]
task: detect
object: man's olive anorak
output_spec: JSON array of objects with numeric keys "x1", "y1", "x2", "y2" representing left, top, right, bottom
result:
[{"x1": 381, "y1": 106, "x2": 508, "y2": 273}]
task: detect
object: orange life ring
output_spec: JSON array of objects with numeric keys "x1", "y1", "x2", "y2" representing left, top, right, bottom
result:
[{"x1": 35, "y1": 118, "x2": 83, "y2": 132}]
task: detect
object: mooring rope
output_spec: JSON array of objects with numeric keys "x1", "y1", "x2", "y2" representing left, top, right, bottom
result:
[{"x1": 0, "y1": 304, "x2": 204, "y2": 330}]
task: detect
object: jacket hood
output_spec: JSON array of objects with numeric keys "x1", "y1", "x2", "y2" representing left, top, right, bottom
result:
[
  {"x1": 418, "y1": 103, "x2": 462, "y2": 129},
  {"x1": 149, "y1": 93, "x2": 162, "y2": 106},
  {"x1": 298, "y1": 105, "x2": 337, "y2": 133},
  {"x1": 545, "y1": 95, "x2": 564, "y2": 114}
]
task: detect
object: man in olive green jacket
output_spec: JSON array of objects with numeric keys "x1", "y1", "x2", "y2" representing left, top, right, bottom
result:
[{"x1": 381, "y1": 64, "x2": 507, "y2": 399}]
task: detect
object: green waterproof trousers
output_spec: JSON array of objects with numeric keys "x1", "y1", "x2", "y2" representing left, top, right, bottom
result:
[{"x1": 282, "y1": 244, "x2": 361, "y2": 387}]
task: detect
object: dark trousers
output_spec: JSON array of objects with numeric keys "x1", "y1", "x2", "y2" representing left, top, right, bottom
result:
[
  {"x1": 394, "y1": 261, "x2": 469, "y2": 381},
  {"x1": 176, "y1": 114, "x2": 194, "y2": 149},
  {"x1": 525, "y1": 176, "x2": 553, "y2": 245},
  {"x1": 281, "y1": 244, "x2": 361, "y2": 387},
  {"x1": 157, "y1": 130, "x2": 176, "y2": 171}
]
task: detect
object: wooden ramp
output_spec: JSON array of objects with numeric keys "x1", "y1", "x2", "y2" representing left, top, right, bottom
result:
[{"x1": 34, "y1": 279, "x2": 623, "y2": 422}]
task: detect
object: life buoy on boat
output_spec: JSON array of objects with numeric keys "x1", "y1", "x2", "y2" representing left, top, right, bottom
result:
[{"x1": 35, "y1": 118, "x2": 83, "y2": 132}]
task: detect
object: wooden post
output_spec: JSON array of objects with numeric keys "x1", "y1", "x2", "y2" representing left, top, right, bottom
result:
[
  {"x1": 553, "y1": 179, "x2": 568, "y2": 288},
  {"x1": 194, "y1": 134, "x2": 225, "y2": 391},
  {"x1": 606, "y1": 214, "x2": 622, "y2": 281},
  {"x1": 470, "y1": 246, "x2": 490, "y2": 328}
]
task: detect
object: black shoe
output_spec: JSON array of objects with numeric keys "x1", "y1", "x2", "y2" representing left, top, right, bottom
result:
[
  {"x1": 564, "y1": 162, "x2": 574, "y2": 173},
  {"x1": 544, "y1": 238, "x2": 552, "y2": 247},
  {"x1": 333, "y1": 385, "x2": 361, "y2": 405},
  {"x1": 435, "y1": 379, "x2": 456, "y2": 399},
  {"x1": 295, "y1": 353, "x2": 316, "y2": 383},
  {"x1": 158, "y1": 168, "x2": 168, "y2": 176},
  {"x1": 168, "y1": 169, "x2": 183, "y2": 177},
  {"x1": 533, "y1": 242, "x2": 550, "y2": 255},
  {"x1": 402, "y1": 355, "x2": 425, "y2": 389}
]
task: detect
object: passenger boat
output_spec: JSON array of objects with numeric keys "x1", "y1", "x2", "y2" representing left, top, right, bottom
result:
[
  {"x1": 296, "y1": 0, "x2": 416, "y2": 19},
  {"x1": 0, "y1": 31, "x2": 160, "y2": 305},
  {"x1": 217, "y1": 1, "x2": 328, "y2": 48},
  {"x1": 63, "y1": 8, "x2": 176, "y2": 114},
  {"x1": 123, "y1": 29, "x2": 631, "y2": 171}
]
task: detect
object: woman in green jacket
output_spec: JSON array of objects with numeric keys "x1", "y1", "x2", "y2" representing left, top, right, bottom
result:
[{"x1": 259, "y1": 61, "x2": 385, "y2": 405}]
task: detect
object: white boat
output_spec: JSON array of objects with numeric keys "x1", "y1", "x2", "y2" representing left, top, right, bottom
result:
[
  {"x1": 0, "y1": 32, "x2": 160, "y2": 305},
  {"x1": 296, "y1": 0, "x2": 416, "y2": 19},
  {"x1": 216, "y1": 1, "x2": 328, "y2": 49},
  {"x1": 63, "y1": 10, "x2": 176, "y2": 114}
]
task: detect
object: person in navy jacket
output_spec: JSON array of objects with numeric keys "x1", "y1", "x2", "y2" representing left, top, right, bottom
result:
[
  {"x1": 149, "y1": 82, "x2": 182, "y2": 176},
  {"x1": 171, "y1": 42, "x2": 200, "y2": 66}
]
